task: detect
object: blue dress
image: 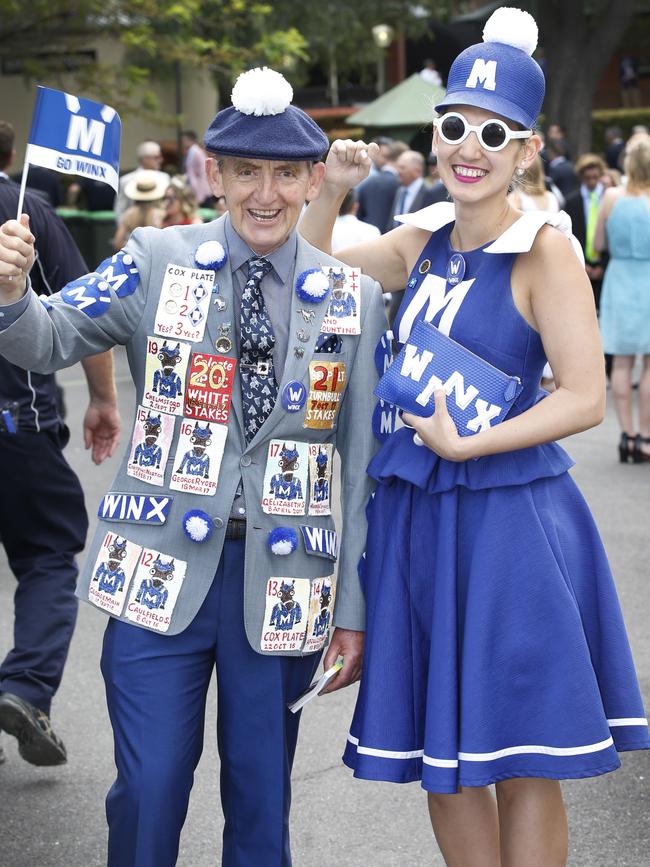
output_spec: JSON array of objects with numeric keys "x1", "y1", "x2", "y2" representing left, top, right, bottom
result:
[
  {"x1": 343, "y1": 216, "x2": 650, "y2": 794},
  {"x1": 599, "y1": 196, "x2": 650, "y2": 355}
]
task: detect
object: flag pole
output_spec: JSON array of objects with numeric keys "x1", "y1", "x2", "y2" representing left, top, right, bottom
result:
[{"x1": 16, "y1": 155, "x2": 30, "y2": 219}]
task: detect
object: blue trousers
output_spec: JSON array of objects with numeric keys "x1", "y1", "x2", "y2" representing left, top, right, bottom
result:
[
  {"x1": 0, "y1": 429, "x2": 86, "y2": 714},
  {"x1": 101, "y1": 538, "x2": 321, "y2": 867}
]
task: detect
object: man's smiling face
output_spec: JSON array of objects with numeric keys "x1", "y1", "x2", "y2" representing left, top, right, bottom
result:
[{"x1": 207, "y1": 157, "x2": 325, "y2": 254}]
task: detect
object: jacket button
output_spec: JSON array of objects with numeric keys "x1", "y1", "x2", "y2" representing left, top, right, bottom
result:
[
  {"x1": 240, "y1": 455, "x2": 252, "y2": 467},
  {"x1": 213, "y1": 517, "x2": 225, "y2": 529}
]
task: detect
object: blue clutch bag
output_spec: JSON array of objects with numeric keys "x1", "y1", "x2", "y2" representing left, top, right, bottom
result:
[{"x1": 374, "y1": 320, "x2": 523, "y2": 437}]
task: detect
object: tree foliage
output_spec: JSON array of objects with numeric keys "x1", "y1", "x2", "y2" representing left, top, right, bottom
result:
[
  {"x1": 0, "y1": 0, "x2": 308, "y2": 117},
  {"x1": 531, "y1": 0, "x2": 637, "y2": 154}
]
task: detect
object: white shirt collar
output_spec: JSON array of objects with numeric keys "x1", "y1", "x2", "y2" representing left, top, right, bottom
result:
[{"x1": 395, "y1": 201, "x2": 584, "y2": 262}]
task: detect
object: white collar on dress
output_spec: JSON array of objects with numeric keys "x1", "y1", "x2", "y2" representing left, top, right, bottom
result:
[{"x1": 395, "y1": 201, "x2": 584, "y2": 263}]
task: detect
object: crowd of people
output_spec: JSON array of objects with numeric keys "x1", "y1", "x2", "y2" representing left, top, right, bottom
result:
[{"x1": 0, "y1": 6, "x2": 648, "y2": 867}]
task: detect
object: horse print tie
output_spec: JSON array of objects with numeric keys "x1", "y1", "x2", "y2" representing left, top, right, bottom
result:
[{"x1": 240, "y1": 256, "x2": 277, "y2": 442}]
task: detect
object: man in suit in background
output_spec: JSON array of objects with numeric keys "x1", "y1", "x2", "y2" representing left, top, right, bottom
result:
[
  {"x1": 387, "y1": 149, "x2": 447, "y2": 232},
  {"x1": 546, "y1": 138, "x2": 578, "y2": 201},
  {"x1": 564, "y1": 153, "x2": 611, "y2": 376},
  {"x1": 356, "y1": 139, "x2": 406, "y2": 232},
  {"x1": 0, "y1": 120, "x2": 120, "y2": 768},
  {"x1": 0, "y1": 71, "x2": 386, "y2": 866},
  {"x1": 563, "y1": 153, "x2": 608, "y2": 312}
]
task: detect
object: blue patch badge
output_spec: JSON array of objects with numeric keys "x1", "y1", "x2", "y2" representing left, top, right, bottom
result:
[
  {"x1": 281, "y1": 380, "x2": 307, "y2": 412},
  {"x1": 315, "y1": 332, "x2": 342, "y2": 354},
  {"x1": 300, "y1": 525, "x2": 338, "y2": 560},
  {"x1": 97, "y1": 250, "x2": 140, "y2": 298},
  {"x1": 407, "y1": 276, "x2": 418, "y2": 290},
  {"x1": 372, "y1": 399, "x2": 399, "y2": 443},
  {"x1": 61, "y1": 274, "x2": 111, "y2": 318},
  {"x1": 374, "y1": 329, "x2": 394, "y2": 376},
  {"x1": 98, "y1": 493, "x2": 172, "y2": 524}
]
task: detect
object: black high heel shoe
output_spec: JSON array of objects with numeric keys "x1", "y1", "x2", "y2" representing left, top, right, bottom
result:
[
  {"x1": 633, "y1": 435, "x2": 650, "y2": 464},
  {"x1": 618, "y1": 432, "x2": 635, "y2": 463}
]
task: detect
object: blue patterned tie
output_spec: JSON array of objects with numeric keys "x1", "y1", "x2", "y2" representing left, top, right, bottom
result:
[{"x1": 240, "y1": 256, "x2": 276, "y2": 442}]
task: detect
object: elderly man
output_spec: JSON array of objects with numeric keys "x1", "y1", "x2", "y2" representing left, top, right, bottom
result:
[
  {"x1": 114, "y1": 139, "x2": 170, "y2": 219},
  {"x1": 0, "y1": 68, "x2": 386, "y2": 867}
]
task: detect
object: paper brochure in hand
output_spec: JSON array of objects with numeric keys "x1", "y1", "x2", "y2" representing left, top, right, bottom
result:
[
  {"x1": 288, "y1": 661, "x2": 343, "y2": 713},
  {"x1": 374, "y1": 320, "x2": 522, "y2": 436}
]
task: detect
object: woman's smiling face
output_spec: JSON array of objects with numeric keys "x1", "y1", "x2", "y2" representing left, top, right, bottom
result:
[{"x1": 433, "y1": 105, "x2": 540, "y2": 203}]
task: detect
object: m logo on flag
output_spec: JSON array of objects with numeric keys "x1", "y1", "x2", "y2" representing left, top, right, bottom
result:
[{"x1": 24, "y1": 86, "x2": 121, "y2": 193}]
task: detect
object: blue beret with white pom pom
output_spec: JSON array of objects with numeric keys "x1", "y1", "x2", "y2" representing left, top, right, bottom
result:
[
  {"x1": 267, "y1": 527, "x2": 298, "y2": 556},
  {"x1": 204, "y1": 67, "x2": 328, "y2": 161},
  {"x1": 183, "y1": 509, "x2": 214, "y2": 544},
  {"x1": 295, "y1": 268, "x2": 330, "y2": 303},
  {"x1": 194, "y1": 240, "x2": 228, "y2": 271}
]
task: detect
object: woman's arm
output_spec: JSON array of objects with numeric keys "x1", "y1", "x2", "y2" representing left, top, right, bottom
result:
[
  {"x1": 404, "y1": 227, "x2": 605, "y2": 460},
  {"x1": 301, "y1": 139, "x2": 426, "y2": 292}
]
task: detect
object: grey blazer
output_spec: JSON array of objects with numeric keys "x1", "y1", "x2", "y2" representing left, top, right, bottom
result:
[{"x1": 0, "y1": 216, "x2": 387, "y2": 655}]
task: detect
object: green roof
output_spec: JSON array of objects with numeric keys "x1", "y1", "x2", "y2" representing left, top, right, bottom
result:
[{"x1": 345, "y1": 73, "x2": 445, "y2": 131}]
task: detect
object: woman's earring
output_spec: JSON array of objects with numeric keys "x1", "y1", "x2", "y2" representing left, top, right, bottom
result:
[{"x1": 516, "y1": 167, "x2": 525, "y2": 176}]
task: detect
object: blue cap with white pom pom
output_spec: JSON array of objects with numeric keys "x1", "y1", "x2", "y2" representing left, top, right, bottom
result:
[
  {"x1": 435, "y1": 7, "x2": 545, "y2": 129},
  {"x1": 204, "y1": 67, "x2": 329, "y2": 162}
]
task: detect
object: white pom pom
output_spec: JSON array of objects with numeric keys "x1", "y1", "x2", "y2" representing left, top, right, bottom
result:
[
  {"x1": 231, "y1": 67, "x2": 293, "y2": 117},
  {"x1": 195, "y1": 240, "x2": 227, "y2": 270},
  {"x1": 185, "y1": 515, "x2": 210, "y2": 542},
  {"x1": 302, "y1": 271, "x2": 330, "y2": 298},
  {"x1": 271, "y1": 540, "x2": 294, "y2": 556},
  {"x1": 483, "y1": 7, "x2": 538, "y2": 56}
]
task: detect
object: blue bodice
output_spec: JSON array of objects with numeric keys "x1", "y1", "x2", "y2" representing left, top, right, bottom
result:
[{"x1": 371, "y1": 220, "x2": 573, "y2": 492}]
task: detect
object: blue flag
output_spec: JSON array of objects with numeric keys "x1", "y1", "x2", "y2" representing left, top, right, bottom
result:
[{"x1": 26, "y1": 86, "x2": 121, "y2": 192}]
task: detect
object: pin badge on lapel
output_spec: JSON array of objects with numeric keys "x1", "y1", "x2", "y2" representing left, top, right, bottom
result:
[
  {"x1": 294, "y1": 346, "x2": 305, "y2": 359},
  {"x1": 296, "y1": 329, "x2": 310, "y2": 343},
  {"x1": 281, "y1": 380, "x2": 307, "y2": 412},
  {"x1": 418, "y1": 259, "x2": 431, "y2": 274},
  {"x1": 215, "y1": 323, "x2": 232, "y2": 353},
  {"x1": 213, "y1": 296, "x2": 227, "y2": 311},
  {"x1": 298, "y1": 308, "x2": 316, "y2": 323}
]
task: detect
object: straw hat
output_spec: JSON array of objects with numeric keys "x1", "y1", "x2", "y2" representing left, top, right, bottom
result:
[{"x1": 125, "y1": 170, "x2": 168, "y2": 202}]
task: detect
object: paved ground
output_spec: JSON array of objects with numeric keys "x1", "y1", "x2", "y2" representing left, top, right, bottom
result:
[{"x1": 0, "y1": 349, "x2": 648, "y2": 866}]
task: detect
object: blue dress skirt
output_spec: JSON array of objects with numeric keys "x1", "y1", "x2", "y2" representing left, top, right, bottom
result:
[{"x1": 343, "y1": 217, "x2": 650, "y2": 793}]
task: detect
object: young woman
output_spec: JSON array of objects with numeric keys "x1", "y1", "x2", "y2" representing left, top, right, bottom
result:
[
  {"x1": 595, "y1": 139, "x2": 650, "y2": 463},
  {"x1": 305, "y1": 8, "x2": 649, "y2": 866},
  {"x1": 112, "y1": 170, "x2": 166, "y2": 250},
  {"x1": 161, "y1": 175, "x2": 204, "y2": 228}
]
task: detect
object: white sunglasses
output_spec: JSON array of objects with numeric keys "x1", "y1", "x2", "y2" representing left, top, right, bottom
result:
[{"x1": 434, "y1": 112, "x2": 532, "y2": 152}]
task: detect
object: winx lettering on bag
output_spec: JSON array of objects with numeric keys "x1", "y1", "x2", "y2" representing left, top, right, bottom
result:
[{"x1": 374, "y1": 320, "x2": 522, "y2": 436}]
